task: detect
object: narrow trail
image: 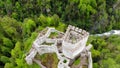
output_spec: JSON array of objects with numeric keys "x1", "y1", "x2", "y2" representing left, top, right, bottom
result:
[{"x1": 92, "y1": 30, "x2": 120, "y2": 36}]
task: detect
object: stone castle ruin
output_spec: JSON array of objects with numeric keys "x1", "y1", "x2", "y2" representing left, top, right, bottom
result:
[{"x1": 25, "y1": 25, "x2": 92, "y2": 68}]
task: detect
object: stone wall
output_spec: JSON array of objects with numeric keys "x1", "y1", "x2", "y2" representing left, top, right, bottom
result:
[
  {"x1": 25, "y1": 26, "x2": 92, "y2": 68},
  {"x1": 62, "y1": 25, "x2": 89, "y2": 59},
  {"x1": 88, "y1": 52, "x2": 92, "y2": 68}
]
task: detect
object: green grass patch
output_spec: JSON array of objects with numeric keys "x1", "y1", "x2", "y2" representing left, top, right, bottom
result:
[
  {"x1": 49, "y1": 32, "x2": 58, "y2": 38},
  {"x1": 73, "y1": 58, "x2": 80, "y2": 65},
  {"x1": 35, "y1": 53, "x2": 58, "y2": 68}
]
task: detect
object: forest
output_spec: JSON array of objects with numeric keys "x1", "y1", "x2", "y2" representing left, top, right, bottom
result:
[{"x1": 0, "y1": 0, "x2": 120, "y2": 68}]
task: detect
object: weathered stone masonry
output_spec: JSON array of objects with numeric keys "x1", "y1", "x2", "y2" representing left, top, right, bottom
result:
[{"x1": 25, "y1": 25, "x2": 93, "y2": 68}]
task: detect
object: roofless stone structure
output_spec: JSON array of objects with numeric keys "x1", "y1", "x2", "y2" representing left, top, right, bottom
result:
[
  {"x1": 25, "y1": 25, "x2": 92, "y2": 68},
  {"x1": 62, "y1": 25, "x2": 89, "y2": 59}
]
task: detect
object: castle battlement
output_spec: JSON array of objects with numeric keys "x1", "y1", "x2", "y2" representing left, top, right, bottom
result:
[
  {"x1": 25, "y1": 25, "x2": 92, "y2": 68},
  {"x1": 62, "y1": 25, "x2": 89, "y2": 59}
]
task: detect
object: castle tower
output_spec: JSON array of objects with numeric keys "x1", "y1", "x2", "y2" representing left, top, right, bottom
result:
[{"x1": 62, "y1": 25, "x2": 89, "y2": 59}]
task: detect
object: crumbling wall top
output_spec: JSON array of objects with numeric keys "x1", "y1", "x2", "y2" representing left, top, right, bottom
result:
[{"x1": 64, "y1": 25, "x2": 89, "y2": 44}]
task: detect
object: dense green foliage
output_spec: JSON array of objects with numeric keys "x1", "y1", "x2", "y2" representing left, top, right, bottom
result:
[
  {"x1": 0, "y1": 0, "x2": 120, "y2": 33},
  {"x1": 88, "y1": 35, "x2": 120, "y2": 68},
  {"x1": 0, "y1": 0, "x2": 120, "y2": 68},
  {"x1": 0, "y1": 15, "x2": 66, "y2": 68}
]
